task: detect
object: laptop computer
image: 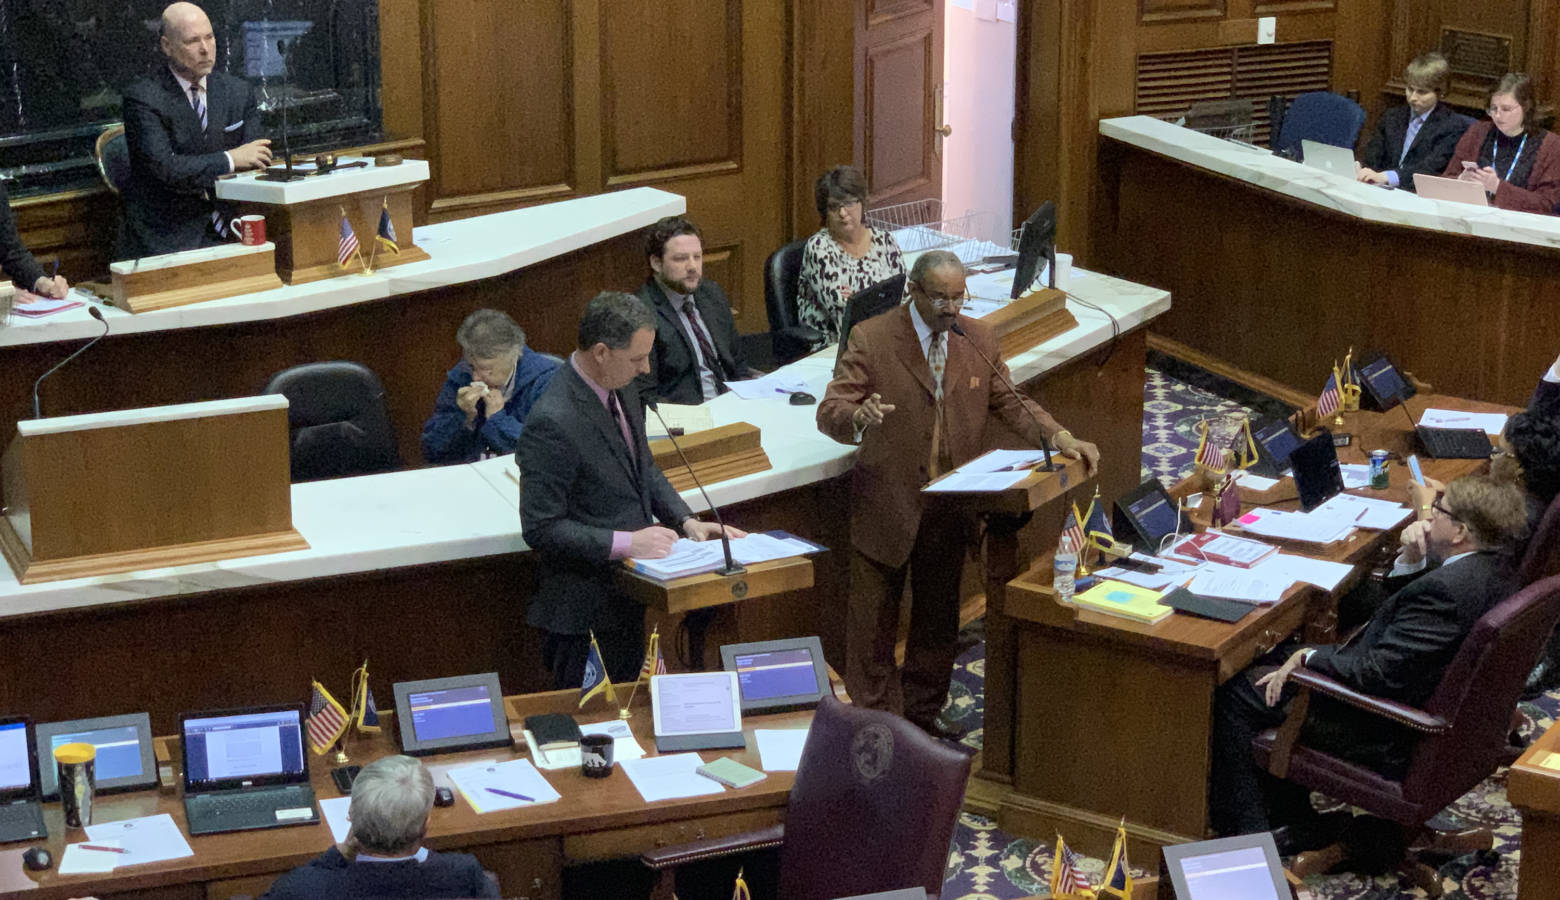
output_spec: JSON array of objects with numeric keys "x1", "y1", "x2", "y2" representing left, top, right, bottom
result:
[
  {"x1": 0, "y1": 717, "x2": 46, "y2": 844},
  {"x1": 1248, "y1": 417, "x2": 1304, "y2": 478},
  {"x1": 1300, "y1": 139, "x2": 1357, "y2": 178},
  {"x1": 1160, "y1": 832, "x2": 1289, "y2": 900},
  {"x1": 1414, "y1": 172, "x2": 1490, "y2": 206},
  {"x1": 180, "y1": 705, "x2": 319, "y2": 836}
]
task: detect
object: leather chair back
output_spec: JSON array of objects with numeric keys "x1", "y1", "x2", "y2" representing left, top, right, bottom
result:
[
  {"x1": 95, "y1": 125, "x2": 131, "y2": 196},
  {"x1": 1273, "y1": 91, "x2": 1366, "y2": 157},
  {"x1": 1518, "y1": 494, "x2": 1560, "y2": 584},
  {"x1": 262, "y1": 361, "x2": 403, "y2": 483},
  {"x1": 779, "y1": 696, "x2": 971, "y2": 900},
  {"x1": 765, "y1": 238, "x2": 808, "y2": 333}
]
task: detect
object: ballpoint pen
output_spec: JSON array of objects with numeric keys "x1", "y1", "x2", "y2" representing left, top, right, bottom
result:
[{"x1": 486, "y1": 787, "x2": 534, "y2": 802}]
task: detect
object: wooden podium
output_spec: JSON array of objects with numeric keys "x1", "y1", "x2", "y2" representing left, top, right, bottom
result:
[
  {"x1": 924, "y1": 455, "x2": 1091, "y2": 781},
  {"x1": 617, "y1": 555, "x2": 814, "y2": 615},
  {"x1": 0, "y1": 397, "x2": 309, "y2": 584},
  {"x1": 986, "y1": 288, "x2": 1078, "y2": 360},
  {"x1": 649, "y1": 423, "x2": 771, "y2": 491},
  {"x1": 215, "y1": 157, "x2": 431, "y2": 284}
]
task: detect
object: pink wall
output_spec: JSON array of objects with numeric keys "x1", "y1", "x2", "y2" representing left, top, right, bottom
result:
[{"x1": 942, "y1": 0, "x2": 1018, "y2": 246}]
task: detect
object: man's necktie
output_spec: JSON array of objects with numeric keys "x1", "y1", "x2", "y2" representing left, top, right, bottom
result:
[
  {"x1": 607, "y1": 390, "x2": 637, "y2": 464},
  {"x1": 189, "y1": 84, "x2": 207, "y2": 132},
  {"x1": 681, "y1": 297, "x2": 727, "y2": 389},
  {"x1": 927, "y1": 333, "x2": 951, "y2": 479}
]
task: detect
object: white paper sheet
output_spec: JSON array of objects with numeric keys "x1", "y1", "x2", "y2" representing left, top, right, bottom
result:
[
  {"x1": 1420, "y1": 408, "x2": 1508, "y2": 436},
  {"x1": 1231, "y1": 472, "x2": 1280, "y2": 491},
  {"x1": 58, "y1": 841, "x2": 122, "y2": 875},
  {"x1": 83, "y1": 814, "x2": 193, "y2": 867},
  {"x1": 319, "y1": 796, "x2": 352, "y2": 843},
  {"x1": 1187, "y1": 565, "x2": 1288, "y2": 604},
  {"x1": 755, "y1": 728, "x2": 810, "y2": 772},
  {"x1": 726, "y1": 372, "x2": 814, "y2": 400},
  {"x1": 1233, "y1": 508, "x2": 1353, "y2": 544},
  {"x1": 620, "y1": 753, "x2": 725, "y2": 803},
  {"x1": 958, "y1": 449, "x2": 1053, "y2": 474},
  {"x1": 580, "y1": 719, "x2": 647, "y2": 763},
  {"x1": 446, "y1": 758, "x2": 561, "y2": 813},
  {"x1": 1258, "y1": 553, "x2": 1355, "y2": 592},
  {"x1": 922, "y1": 470, "x2": 1029, "y2": 493},
  {"x1": 628, "y1": 532, "x2": 812, "y2": 579},
  {"x1": 1339, "y1": 464, "x2": 1371, "y2": 489},
  {"x1": 1309, "y1": 493, "x2": 1412, "y2": 530},
  {"x1": 645, "y1": 403, "x2": 714, "y2": 438}
]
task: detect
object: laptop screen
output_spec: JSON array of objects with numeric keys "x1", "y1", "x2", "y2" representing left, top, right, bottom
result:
[
  {"x1": 1128, "y1": 490, "x2": 1180, "y2": 543},
  {"x1": 182, "y1": 709, "x2": 305, "y2": 788},
  {"x1": 1255, "y1": 421, "x2": 1301, "y2": 467},
  {"x1": 1175, "y1": 845, "x2": 1284, "y2": 899},
  {"x1": 408, "y1": 684, "x2": 496, "y2": 742},
  {"x1": 1359, "y1": 357, "x2": 1408, "y2": 410},
  {"x1": 733, "y1": 647, "x2": 821, "y2": 701},
  {"x1": 0, "y1": 721, "x2": 31, "y2": 792},
  {"x1": 49, "y1": 725, "x2": 144, "y2": 782}
]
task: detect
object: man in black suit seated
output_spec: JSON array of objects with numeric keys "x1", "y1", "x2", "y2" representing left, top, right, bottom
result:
[
  {"x1": 1209, "y1": 474, "x2": 1529, "y2": 849},
  {"x1": 633, "y1": 216, "x2": 758, "y2": 405},
  {"x1": 518, "y1": 291, "x2": 743, "y2": 688},
  {"x1": 1357, "y1": 52, "x2": 1468, "y2": 191},
  {"x1": 261, "y1": 755, "x2": 499, "y2": 899},
  {"x1": 120, "y1": 2, "x2": 274, "y2": 258}
]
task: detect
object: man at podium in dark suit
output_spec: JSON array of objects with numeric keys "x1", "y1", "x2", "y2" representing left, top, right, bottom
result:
[
  {"x1": 817, "y1": 250, "x2": 1099, "y2": 739},
  {"x1": 518, "y1": 291, "x2": 741, "y2": 688},
  {"x1": 633, "y1": 216, "x2": 757, "y2": 405},
  {"x1": 121, "y1": 2, "x2": 273, "y2": 258}
]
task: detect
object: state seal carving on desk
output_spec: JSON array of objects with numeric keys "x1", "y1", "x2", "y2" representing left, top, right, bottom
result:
[{"x1": 851, "y1": 723, "x2": 894, "y2": 783}]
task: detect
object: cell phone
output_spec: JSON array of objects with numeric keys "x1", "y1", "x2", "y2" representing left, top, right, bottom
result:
[
  {"x1": 1408, "y1": 454, "x2": 1425, "y2": 485},
  {"x1": 1332, "y1": 432, "x2": 1352, "y2": 447},
  {"x1": 331, "y1": 765, "x2": 361, "y2": 794}
]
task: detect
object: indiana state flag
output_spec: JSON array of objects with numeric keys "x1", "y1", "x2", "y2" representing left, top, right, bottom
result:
[
  {"x1": 356, "y1": 673, "x2": 381, "y2": 733},
  {"x1": 1085, "y1": 493, "x2": 1113, "y2": 547},
  {"x1": 375, "y1": 199, "x2": 399, "y2": 254},
  {"x1": 1099, "y1": 821, "x2": 1134, "y2": 898},
  {"x1": 580, "y1": 631, "x2": 618, "y2": 708}
]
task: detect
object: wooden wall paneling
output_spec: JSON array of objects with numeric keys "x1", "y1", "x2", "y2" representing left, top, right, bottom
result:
[
  {"x1": 1140, "y1": 0, "x2": 1229, "y2": 24},
  {"x1": 790, "y1": 0, "x2": 858, "y2": 240},
  {"x1": 379, "y1": 0, "x2": 423, "y2": 142},
  {"x1": 1254, "y1": 0, "x2": 1337, "y2": 13},
  {"x1": 420, "y1": 0, "x2": 575, "y2": 221}
]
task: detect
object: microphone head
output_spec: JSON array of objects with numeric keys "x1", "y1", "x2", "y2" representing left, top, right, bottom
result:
[
  {"x1": 87, "y1": 306, "x2": 106, "y2": 323},
  {"x1": 948, "y1": 321, "x2": 967, "y2": 337},
  {"x1": 643, "y1": 393, "x2": 660, "y2": 411}
]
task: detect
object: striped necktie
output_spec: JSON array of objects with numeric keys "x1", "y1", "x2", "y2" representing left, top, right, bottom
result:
[
  {"x1": 189, "y1": 83, "x2": 207, "y2": 132},
  {"x1": 681, "y1": 297, "x2": 728, "y2": 391},
  {"x1": 927, "y1": 333, "x2": 951, "y2": 478}
]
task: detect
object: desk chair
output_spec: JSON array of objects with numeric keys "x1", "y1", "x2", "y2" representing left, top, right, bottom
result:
[
  {"x1": 95, "y1": 125, "x2": 132, "y2": 259},
  {"x1": 1520, "y1": 494, "x2": 1560, "y2": 698},
  {"x1": 764, "y1": 238, "x2": 822, "y2": 365},
  {"x1": 1273, "y1": 92, "x2": 1366, "y2": 158},
  {"x1": 1253, "y1": 574, "x2": 1560, "y2": 895},
  {"x1": 263, "y1": 361, "x2": 403, "y2": 482},
  {"x1": 642, "y1": 696, "x2": 972, "y2": 900},
  {"x1": 836, "y1": 274, "x2": 906, "y2": 367}
]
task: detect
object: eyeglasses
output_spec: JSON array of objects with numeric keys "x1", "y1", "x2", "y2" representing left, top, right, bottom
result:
[
  {"x1": 910, "y1": 282, "x2": 968, "y2": 310},
  {"x1": 1431, "y1": 498, "x2": 1461, "y2": 524},
  {"x1": 1488, "y1": 104, "x2": 1522, "y2": 116},
  {"x1": 826, "y1": 199, "x2": 862, "y2": 214}
]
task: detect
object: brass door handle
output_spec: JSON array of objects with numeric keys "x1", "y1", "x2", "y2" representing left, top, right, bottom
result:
[{"x1": 936, "y1": 124, "x2": 953, "y2": 137}]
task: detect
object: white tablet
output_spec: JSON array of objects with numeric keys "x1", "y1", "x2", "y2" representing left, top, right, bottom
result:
[{"x1": 650, "y1": 671, "x2": 746, "y2": 752}]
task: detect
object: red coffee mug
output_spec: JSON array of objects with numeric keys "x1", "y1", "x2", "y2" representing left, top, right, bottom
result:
[{"x1": 230, "y1": 214, "x2": 266, "y2": 246}]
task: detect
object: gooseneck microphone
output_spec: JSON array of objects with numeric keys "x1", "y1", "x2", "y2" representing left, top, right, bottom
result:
[
  {"x1": 644, "y1": 396, "x2": 745, "y2": 576},
  {"x1": 948, "y1": 321, "x2": 1058, "y2": 472},
  {"x1": 33, "y1": 306, "x2": 109, "y2": 419}
]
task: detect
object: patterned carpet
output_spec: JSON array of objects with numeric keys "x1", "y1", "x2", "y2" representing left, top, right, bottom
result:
[{"x1": 935, "y1": 363, "x2": 1560, "y2": 899}]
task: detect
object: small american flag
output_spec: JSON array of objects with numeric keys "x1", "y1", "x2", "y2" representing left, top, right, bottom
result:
[
  {"x1": 1195, "y1": 422, "x2": 1228, "y2": 470},
  {"x1": 337, "y1": 215, "x2": 360, "y2": 267},
  {"x1": 1062, "y1": 503, "x2": 1086, "y2": 553},
  {"x1": 306, "y1": 680, "x2": 347, "y2": 755},
  {"x1": 1051, "y1": 837, "x2": 1094, "y2": 897},
  {"x1": 1317, "y1": 369, "x2": 1341, "y2": 419},
  {"x1": 638, "y1": 627, "x2": 669, "y2": 680}
]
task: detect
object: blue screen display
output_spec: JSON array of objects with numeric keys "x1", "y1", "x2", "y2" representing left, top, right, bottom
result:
[
  {"x1": 48, "y1": 725, "x2": 143, "y2": 785},
  {"x1": 1180, "y1": 846, "x2": 1282, "y2": 900},
  {"x1": 182, "y1": 710, "x2": 305, "y2": 786},
  {"x1": 409, "y1": 685, "x2": 495, "y2": 741},
  {"x1": 734, "y1": 648, "x2": 819, "y2": 701}
]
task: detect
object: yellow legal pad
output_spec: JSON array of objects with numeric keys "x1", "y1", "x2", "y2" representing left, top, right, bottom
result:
[
  {"x1": 1069, "y1": 580, "x2": 1173, "y2": 624},
  {"x1": 1538, "y1": 751, "x2": 1560, "y2": 772}
]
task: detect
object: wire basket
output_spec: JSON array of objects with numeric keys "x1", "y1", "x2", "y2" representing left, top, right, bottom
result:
[
  {"x1": 865, "y1": 199, "x2": 1011, "y2": 266},
  {"x1": 1186, "y1": 121, "x2": 1257, "y2": 142}
]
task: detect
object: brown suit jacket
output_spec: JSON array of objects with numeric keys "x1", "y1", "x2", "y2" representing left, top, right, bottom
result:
[{"x1": 818, "y1": 305, "x2": 1061, "y2": 567}]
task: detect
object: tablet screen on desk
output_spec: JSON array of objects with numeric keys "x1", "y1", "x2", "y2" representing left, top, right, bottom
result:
[
  {"x1": 721, "y1": 636, "x2": 830, "y2": 713},
  {"x1": 652, "y1": 672, "x2": 742, "y2": 737},
  {"x1": 393, "y1": 672, "x2": 513, "y2": 756},
  {"x1": 36, "y1": 713, "x2": 157, "y2": 798},
  {"x1": 1162, "y1": 834, "x2": 1287, "y2": 900}
]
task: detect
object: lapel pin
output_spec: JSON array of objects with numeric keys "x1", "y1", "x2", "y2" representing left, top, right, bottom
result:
[{"x1": 970, "y1": 376, "x2": 980, "y2": 389}]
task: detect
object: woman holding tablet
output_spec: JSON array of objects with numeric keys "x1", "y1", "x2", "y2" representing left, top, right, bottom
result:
[{"x1": 1443, "y1": 72, "x2": 1560, "y2": 213}]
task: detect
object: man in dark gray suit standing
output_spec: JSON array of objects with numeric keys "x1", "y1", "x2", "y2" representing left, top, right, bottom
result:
[
  {"x1": 121, "y1": 2, "x2": 273, "y2": 258},
  {"x1": 518, "y1": 292, "x2": 742, "y2": 688}
]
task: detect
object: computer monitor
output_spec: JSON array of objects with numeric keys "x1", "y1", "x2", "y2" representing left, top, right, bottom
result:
[
  {"x1": 179, "y1": 705, "x2": 309, "y2": 791},
  {"x1": 1355, "y1": 351, "x2": 1417, "y2": 412},
  {"x1": 393, "y1": 672, "x2": 513, "y2": 756},
  {"x1": 0, "y1": 717, "x2": 39, "y2": 800},
  {"x1": 1290, "y1": 430, "x2": 1345, "y2": 512},
  {"x1": 1160, "y1": 833, "x2": 1288, "y2": 900},
  {"x1": 1250, "y1": 418, "x2": 1304, "y2": 477},
  {"x1": 837, "y1": 274, "x2": 906, "y2": 363},
  {"x1": 1010, "y1": 201, "x2": 1057, "y2": 299},
  {"x1": 721, "y1": 636, "x2": 831, "y2": 714},
  {"x1": 36, "y1": 713, "x2": 158, "y2": 799},
  {"x1": 1113, "y1": 479, "x2": 1186, "y2": 553}
]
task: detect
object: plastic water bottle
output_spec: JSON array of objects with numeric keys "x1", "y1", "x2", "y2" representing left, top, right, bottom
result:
[{"x1": 1053, "y1": 534, "x2": 1078, "y2": 603}]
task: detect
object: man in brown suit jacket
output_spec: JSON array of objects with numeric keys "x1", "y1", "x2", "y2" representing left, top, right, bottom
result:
[{"x1": 817, "y1": 250, "x2": 1100, "y2": 737}]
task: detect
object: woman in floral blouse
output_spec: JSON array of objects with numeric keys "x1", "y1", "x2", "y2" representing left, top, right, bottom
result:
[{"x1": 796, "y1": 166, "x2": 906, "y2": 346}]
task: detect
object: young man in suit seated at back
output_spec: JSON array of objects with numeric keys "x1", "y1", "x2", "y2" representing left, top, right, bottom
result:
[
  {"x1": 1208, "y1": 474, "x2": 1530, "y2": 857},
  {"x1": 633, "y1": 216, "x2": 759, "y2": 406},
  {"x1": 261, "y1": 755, "x2": 499, "y2": 899},
  {"x1": 1357, "y1": 52, "x2": 1469, "y2": 191}
]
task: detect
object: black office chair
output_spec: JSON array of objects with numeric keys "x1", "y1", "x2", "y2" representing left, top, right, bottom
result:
[
  {"x1": 262, "y1": 361, "x2": 403, "y2": 483},
  {"x1": 836, "y1": 274, "x2": 906, "y2": 367},
  {"x1": 764, "y1": 238, "x2": 822, "y2": 365}
]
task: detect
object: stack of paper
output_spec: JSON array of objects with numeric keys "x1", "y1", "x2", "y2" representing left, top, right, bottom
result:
[
  {"x1": 1309, "y1": 493, "x2": 1411, "y2": 530},
  {"x1": 1420, "y1": 408, "x2": 1509, "y2": 436},
  {"x1": 446, "y1": 759, "x2": 561, "y2": 813},
  {"x1": 1339, "y1": 464, "x2": 1372, "y2": 490},
  {"x1": 923, "y1": 448, "x2": 1055, "y2": 493},
  {"x1": 620, "y1": 753, "x2": 726, "y2": 803},
  {"x1": 1234, "y1": 508, "x2": 1354, "y2": 544},
  {"x1": 645, "y1": 403, "x2": 714, "y2": 437},
  {"x1": 627, "y1": 531, "x2": 821, "y2": 581},
  {"x1": 1187, "y1": 565, "x2": 1289, "y2": 605},
  {"x1": 755, "y1": 728, "x2": 809, "y2": 772},
  {"x1": 727, "y1": 372, "x2": 815, "y2": 400},
  {"x1": 1094, "y1": 553, "x2": 1202, "y2": 590},
  {"x1": 1256, "y1": 553, "x2": 1355, "y2": 592},
  {"x1": 11, "y1": 293, "x2": 85, "y2": 318},
  {"x1": 78, "y1": 814, "x2": 193, "y2": 868}
]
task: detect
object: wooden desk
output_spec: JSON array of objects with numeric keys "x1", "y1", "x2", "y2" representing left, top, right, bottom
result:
[
  {"x1": 1510, "y1": 718, "x2": 1560, "y2": 900},
  {"x1": 16, "y1": 690, "x2": 808, "y2": 900},
  {"x1": 978, "y1": 395, "x2": 1506, "y2": 862}
]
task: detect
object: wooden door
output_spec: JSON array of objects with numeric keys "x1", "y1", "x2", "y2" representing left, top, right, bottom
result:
[{"x1": 855, "y1": 0, "x2": 946, "y2": 211}]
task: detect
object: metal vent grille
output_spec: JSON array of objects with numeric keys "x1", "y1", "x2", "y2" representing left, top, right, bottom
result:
[{"x1": 1136, "y1": 40, "x2": 1334, "y2": 145}]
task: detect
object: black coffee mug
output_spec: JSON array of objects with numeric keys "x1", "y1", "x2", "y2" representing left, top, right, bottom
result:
[{"x1": 580, "y1": 733, "x2": 614, "y2": 778}]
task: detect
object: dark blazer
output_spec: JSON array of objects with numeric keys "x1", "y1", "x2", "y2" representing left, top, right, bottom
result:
[
  {"x1": 632, "y1": 276, "x2": 752, "y2": 405},
  {"x1": 817, "y1": 306, "x2": 1061, "y2": 567},
  {"x1": 260, "y1": 846, "x2": 499, "y2": 899},
  {"x1": 1532, "y1": 377, "x2": 1559, "y2": 416},
  {"x1": 517, "y1": 362, "x2": 693, "y2": 634},
  {"x1": 421, "y1": 351, "x2": 560, "y2": 465},
  {"x1": 1302, "y1": 550, "x2": 1516, "y2": 772},
  {"x1": 1443, "y1": 121, "x2": 1560, "y2": 214},
  {"x1": 121, "y1": 67, "x2": 263, "y2": 258},
  {"x1": 1359, "y1": 102, "x2": 1468, "y2": 192},
  {"x1": 0, "y1": 182, "x2": 46, "y2": 291}
]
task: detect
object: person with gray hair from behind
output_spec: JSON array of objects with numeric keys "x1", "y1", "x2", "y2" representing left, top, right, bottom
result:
[
  {"x1": 261, "y1": 755, "x2": 498, "y2": 899},
  {"x1": 422, "y1": 308, "x2": 560, "y2": 465}
]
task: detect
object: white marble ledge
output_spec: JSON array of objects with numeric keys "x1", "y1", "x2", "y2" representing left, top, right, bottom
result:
[
  {"x1": 215, "y1": 158, "x2": 430, "y2": 205},
  {"x1": 1099, "y1": 115, "x2": 1560, "y2": 252},
  {"x1": 0, "y1": 187, "x2": 686, "y2": 348},
  {"x1": 0, "y1": 267, "x2": 1169, "y2": 620}
]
